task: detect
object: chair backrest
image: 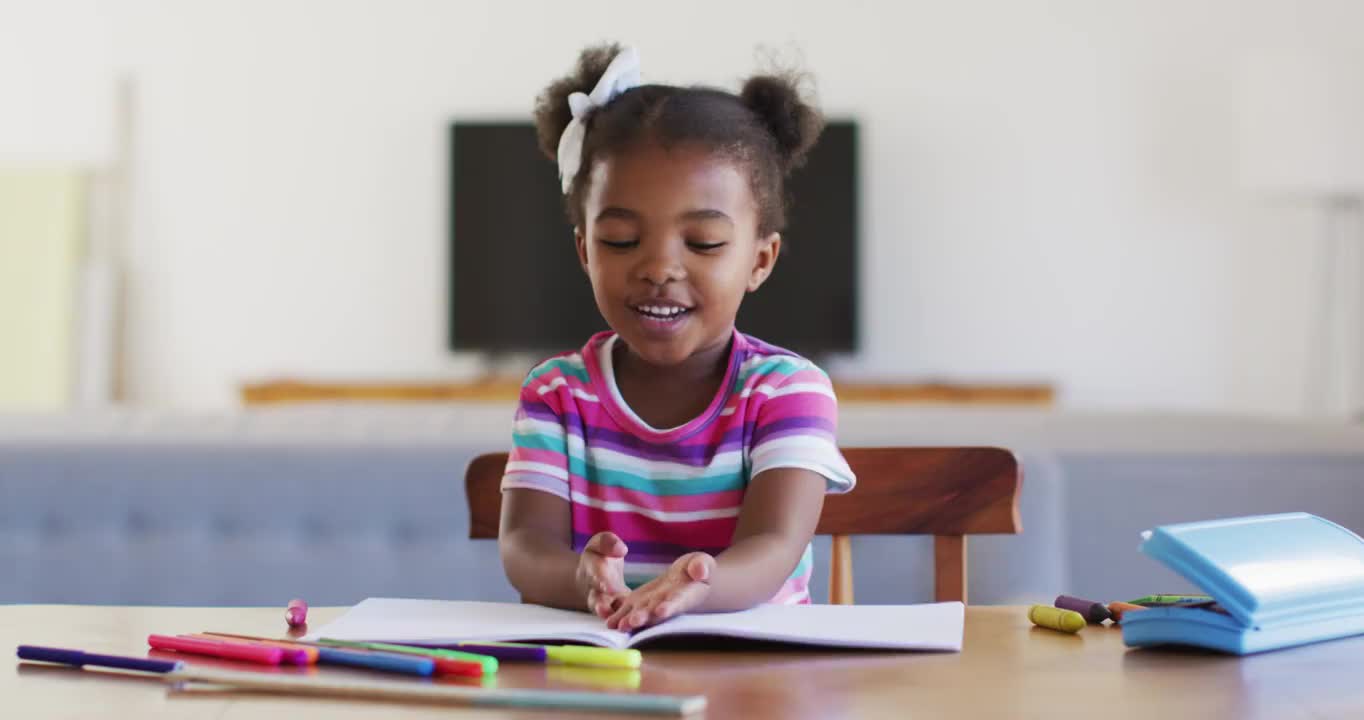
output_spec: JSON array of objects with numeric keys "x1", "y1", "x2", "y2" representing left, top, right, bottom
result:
[{"x1": 464, "y1": 447, "x2": 1022, "y2": 604}]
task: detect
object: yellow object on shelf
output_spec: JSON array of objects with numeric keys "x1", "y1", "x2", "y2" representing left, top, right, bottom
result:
[{"x1": 0, "y1": 169, "x2": 86, "y2": 411}]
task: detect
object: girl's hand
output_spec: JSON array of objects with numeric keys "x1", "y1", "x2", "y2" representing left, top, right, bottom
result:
[
  {"x1": 606, "y1": 552, "x2": 715, "y2": 632},
  {"x1": 576, "y1": 532, "x2": 631, "y2": 618}
]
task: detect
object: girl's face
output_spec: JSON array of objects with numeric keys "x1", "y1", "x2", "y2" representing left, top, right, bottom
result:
[{"x1": 576, "y1": 141, "x2": 779, "y2": 369}]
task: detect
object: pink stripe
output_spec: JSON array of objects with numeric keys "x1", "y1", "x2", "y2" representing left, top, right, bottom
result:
[
  {"x1": 754, "y1": 394, "x2": 837, "y2": 422},
  {"x1": 577, "y1": 404, "x2": 611, "y2": 426},
  {"x1": 572, "y1": 505, "x2": 737, "y2": 548},
  {"x1": 510, "y1": 447, "x2": 567, "y2": 466},
  {"x1": 524, "y1": 385, "x2": 567, "y2": 415}
]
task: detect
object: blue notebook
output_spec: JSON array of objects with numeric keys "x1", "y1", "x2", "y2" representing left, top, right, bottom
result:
[{"x1": 1121, "y1": 512, "x2": 1364, "y2": 655}]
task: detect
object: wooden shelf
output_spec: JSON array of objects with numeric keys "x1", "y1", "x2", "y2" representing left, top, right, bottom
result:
[{"x1": 241, "y1": 378, "x2": 1054, "y2": 407}]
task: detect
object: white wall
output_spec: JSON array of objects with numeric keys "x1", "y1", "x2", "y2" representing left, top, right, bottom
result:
[{"x1": 3, "y1": 0, "x2": 1362, "y2": 414}]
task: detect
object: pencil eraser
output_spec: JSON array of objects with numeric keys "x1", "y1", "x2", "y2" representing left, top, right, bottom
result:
[{"x1": 286, "y1": 598, "x2": 308, "y2": 627}]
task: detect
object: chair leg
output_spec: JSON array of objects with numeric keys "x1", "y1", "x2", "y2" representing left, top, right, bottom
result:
[
  {"x1": 830, "y1": 534, "x2": 853, "y2": 605},
  {"x1": 934, "y1": 535, "x2": 967, "y2": 603}
]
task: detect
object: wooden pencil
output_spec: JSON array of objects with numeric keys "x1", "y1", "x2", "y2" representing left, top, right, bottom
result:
[{"x1": 167, "y1": 665, "x2": 705, "y2": 715}]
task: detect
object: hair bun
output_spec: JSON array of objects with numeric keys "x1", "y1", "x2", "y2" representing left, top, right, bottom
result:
[
  {"x1": 533, "y1": 43, "x2": 625, "y2": 161},
  {"x1": 739, "y1": 73, "x2": 824, "y2": 173}
]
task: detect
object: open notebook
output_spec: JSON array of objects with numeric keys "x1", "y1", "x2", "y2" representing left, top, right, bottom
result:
[{"x1": 310, "y1": 598, "x2": 965, "y2": 652}]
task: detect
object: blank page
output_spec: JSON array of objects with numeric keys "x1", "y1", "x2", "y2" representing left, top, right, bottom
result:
[
  {"x1": 309, "y1": 598, "x2": 629, "y2": 647},
  {"x1": 630, "y1": 602, "x2": 965, "y2": 651}
]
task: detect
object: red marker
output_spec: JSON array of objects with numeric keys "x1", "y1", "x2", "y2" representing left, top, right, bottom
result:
[
  {"x1": 286, "y1": 598, "x2": 308, "y2": 627},
  {"x1": 147, "y1": 634, "x2": 283, "y2": 665}
]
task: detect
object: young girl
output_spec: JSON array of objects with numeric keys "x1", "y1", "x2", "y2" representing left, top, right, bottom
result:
[{"x1": 499, "y1": 44, "x2": 856, "y2": 632}]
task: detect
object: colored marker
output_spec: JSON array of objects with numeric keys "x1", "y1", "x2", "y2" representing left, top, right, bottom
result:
[
  {"x1": 190, "y1": 632, "x2": 435, "y2": 677},
  {"x1": 186, "y1": 634, "x2": 311, "y2": 665},
  {"x1": 472, "y1": 642, "x2": 641, "y2": 669},
  {"x1": 319, "y1": 639, "x2": 494, "y2": 674},
  {"x1": 1127, "y1": 594, "x2": 1211, "y2": 606},
  {"x1": 1054, "y1": 595, "x2": 1112, "y2": 624},
  {"x1": 147, "y1": 635, "x2": 283, "y2": 665},
  {"x1": 286, "y1": 598, "x2": 308, "y2": 627},
  {"x1": 1028, "y1": 605, "x2": 1086, "y2": 633},
  {"x1": 1106, "y1": 601, "x2": 1147, "y2": 622},
  {"x1": 315, "y1": 646, "x2": 435, "y2": 676},
  {"x1": 199, "y1": 633, "x2": 320, "y2": 664},
  {"x1": 18, "y1": 645, "x2": 183, "y2": 674},
  {"x1": 454, "y1": 643, "x2": 549, "y2": 662},
  {"x1": 318, "y1": 645, "x2": 479, "y2": 678}
]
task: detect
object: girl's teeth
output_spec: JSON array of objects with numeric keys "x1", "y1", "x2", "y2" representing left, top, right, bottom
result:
[{"x1": 640, "y1": 305, "x2": 686, "y2": 318}]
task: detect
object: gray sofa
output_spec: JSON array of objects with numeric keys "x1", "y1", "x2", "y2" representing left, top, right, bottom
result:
[{"x1": 3, "y1": 404, "x2": 1362, "y2": 607}]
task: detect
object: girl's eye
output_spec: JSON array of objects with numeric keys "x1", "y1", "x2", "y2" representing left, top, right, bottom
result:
[
  {"x1": 688, "y1": 241, "x2": 727, "y2": 251},
  {"x1": 600, "y1": 239, "x2": 638, "y2": 249}
]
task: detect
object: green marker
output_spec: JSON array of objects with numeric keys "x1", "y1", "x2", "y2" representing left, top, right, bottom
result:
[
  {"x1": 1127, "y1": 594, "x2": 1212, "y2": 606},
  {"x1": 318, "y1": 638, "x2": 498, "y2": 673}
]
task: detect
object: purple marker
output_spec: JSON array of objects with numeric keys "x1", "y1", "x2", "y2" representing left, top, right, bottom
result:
[
  {"x1": 18, "y1": 645, "x2": 183, "y2": 674},
  {"x1": 452, "y1": 643, "x2": 549, "y2": 662}
]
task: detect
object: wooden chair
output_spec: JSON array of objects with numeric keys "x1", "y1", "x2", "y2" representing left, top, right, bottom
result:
[{"x1": 464, "y1": 447, "x2": 1022, "y2": 604}]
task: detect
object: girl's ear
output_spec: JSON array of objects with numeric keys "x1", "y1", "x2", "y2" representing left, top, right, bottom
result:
[
  {"x1": 747, "y1": 232, "x2": 781, "y2": 292},
  {"x1": 574, "y1": 227, "x2": 589, "y2": 274}
]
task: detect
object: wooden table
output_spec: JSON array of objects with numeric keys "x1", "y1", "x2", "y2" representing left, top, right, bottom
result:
[{"x1": 4, "y1": 605, "x2": 1362, "y2": 719}]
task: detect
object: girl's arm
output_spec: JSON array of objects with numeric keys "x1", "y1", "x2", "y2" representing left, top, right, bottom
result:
[
  {"x1": 605, "y1": 467, "x2": 827, "y2": 629},
  {"x1": 500, "y1": 488, "x2": 631, "y2": 613},
  {"x1": 697, "y1": 467, "x2": 827, "y2": 611},
  {"x1": 499, "y1": 488, "x2": 579, "y2": 608}
]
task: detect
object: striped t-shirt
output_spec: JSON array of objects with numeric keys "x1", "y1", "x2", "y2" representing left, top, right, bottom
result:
[{"x1": 501, "y1": 329, "x2": 856, "y2": 605}]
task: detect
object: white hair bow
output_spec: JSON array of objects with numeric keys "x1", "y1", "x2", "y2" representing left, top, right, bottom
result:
[{"x1": 555, "y1": 47, "x2": 641, "y2": 194}]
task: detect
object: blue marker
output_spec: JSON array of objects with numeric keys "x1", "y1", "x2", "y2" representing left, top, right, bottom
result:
[{"x1": 18, "y1": 645, "x2": 183, "y2": 674}]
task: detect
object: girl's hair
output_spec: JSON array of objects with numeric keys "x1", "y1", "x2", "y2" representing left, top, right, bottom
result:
[{"x1": 533, "y1": 43, "x2": 824, "y2": 236}]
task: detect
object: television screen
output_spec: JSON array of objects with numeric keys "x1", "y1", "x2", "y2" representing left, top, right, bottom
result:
[{"x1": 449, "y1": 120, "x2": 857, "y2": 358}]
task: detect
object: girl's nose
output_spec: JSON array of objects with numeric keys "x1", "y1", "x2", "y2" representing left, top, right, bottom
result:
[{"x1": 635, "y1": 244, "x2": 687, "y2": 285}]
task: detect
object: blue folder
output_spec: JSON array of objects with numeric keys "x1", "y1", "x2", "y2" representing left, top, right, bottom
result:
[{"x1": 1121, "y1": 512, "x2": 1364, "y2": 655}]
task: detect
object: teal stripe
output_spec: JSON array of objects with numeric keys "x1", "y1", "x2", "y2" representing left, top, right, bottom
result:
[
  {"x1": 512, "y1": 430, "x2": 566, "y2": 453},
  {"x1": 736, "y1": 356, "x2": 823, "y2": 385},
  {"x1": 513, "y1": 436, "x2": 748, "y2": 496},
  {"x1": 786, "y1": 544, "x2": 813, "y2": 580},
  {"x1": 584, "y1": 464, "x2": 746, "y2": 496},
  {"x1": 527, "y1": 356, "x2": 589, "y2": 385}
]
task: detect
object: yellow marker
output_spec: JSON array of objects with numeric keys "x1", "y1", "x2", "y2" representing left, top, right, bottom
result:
[
  {"x1": 546, "y1": 645, "x2": 642, "y2": 669},
  {"x1": 1028, "y1": 604, "x2": 1086, "y2": 633},
  {"x1": 466, "y1": 642, "x2": 642, "y2": 669}
]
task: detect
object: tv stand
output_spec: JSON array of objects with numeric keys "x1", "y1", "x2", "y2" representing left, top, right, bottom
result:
[{"x1": 240, "y1": 378, "x2": 1053, "y2": 406}]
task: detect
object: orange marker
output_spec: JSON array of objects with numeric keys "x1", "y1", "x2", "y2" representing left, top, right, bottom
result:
[
  {"x1": 1107, "y1": 601, "x2": 1147, "y2": 622},
  {"x1": 193, "y1": 633, "x2": 319, "y2": 664}
]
